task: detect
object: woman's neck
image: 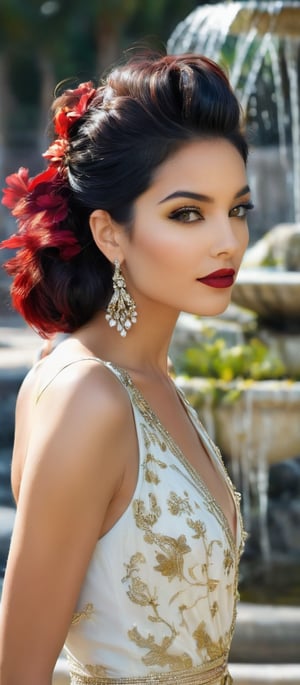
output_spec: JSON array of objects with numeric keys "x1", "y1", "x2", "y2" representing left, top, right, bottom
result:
[{"x1": 73, "y1": 305, "x2": 179, "y2": 377}]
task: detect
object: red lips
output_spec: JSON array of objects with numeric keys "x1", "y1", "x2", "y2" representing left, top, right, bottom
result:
[{"x1": 197, "y1": 268, "x2": 235, "y2": 288}]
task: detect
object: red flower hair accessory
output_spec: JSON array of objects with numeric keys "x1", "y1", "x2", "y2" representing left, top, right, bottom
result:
[
  {"x1": 0, "y1": 81, "x2": 97, "y2": 331},
  {"x1": 43, "y1": 81, "x2": 96, "y2": 166},
  {"x1": 42, "y1": 138, "x2": 69, "y2": 166},
  {"x1": 2, "y1": 167, "x2": 67, "y2": 222},
  {"x1": 1, "y1": 81, "x2": 96, "y2": 261},
  {"x1": 53, "y1": 81, "x2": 96, "y2": 138},
  {"x1": 1, "y1": 166, "x2": 80, "y2": 260}
]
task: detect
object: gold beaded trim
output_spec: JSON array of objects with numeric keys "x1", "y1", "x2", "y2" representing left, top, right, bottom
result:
[{"x1": 70, "y1": 660, "x2": 232, "y2": 685}]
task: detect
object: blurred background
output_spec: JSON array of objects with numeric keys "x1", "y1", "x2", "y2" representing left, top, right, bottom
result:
[
  {"x1": 1, "y1": 2, "x2": 300, "y2": 680},
  {"x1": 1, "y1": 0, "x2": 299, "y2": 243},
  {"x1": 0, "y1": 0, "x2": 208, "y2": 198}
]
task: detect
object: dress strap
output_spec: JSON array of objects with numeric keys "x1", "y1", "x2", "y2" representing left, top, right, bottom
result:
[{"x1": 35, "y1": 356, "x2": 115, "y2": 404}]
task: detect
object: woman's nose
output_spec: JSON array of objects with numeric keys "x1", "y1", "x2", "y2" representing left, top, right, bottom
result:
[{"x1": 211, "y1": 216, "x2": 241, "y2": 257}]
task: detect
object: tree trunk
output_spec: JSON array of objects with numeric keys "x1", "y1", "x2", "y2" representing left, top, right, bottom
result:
[
  {"x1": 0, "y1": 52, "x2": 16, "y2": 240},
  {"x1": 95, "y1": 15, "x2": 123, "y2": 75},
  {"x1": 38, "y1": 52, "x2": 56, "y2": 153}
]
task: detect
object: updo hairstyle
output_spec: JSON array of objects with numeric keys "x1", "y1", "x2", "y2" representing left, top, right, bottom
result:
[{"x1": 1, "y1": 53, "x2": 248, "y2": 336}]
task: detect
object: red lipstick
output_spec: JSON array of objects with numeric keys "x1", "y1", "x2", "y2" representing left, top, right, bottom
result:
[{"x1": 197, "y1": 268, "x2": 235, "y2": 288}]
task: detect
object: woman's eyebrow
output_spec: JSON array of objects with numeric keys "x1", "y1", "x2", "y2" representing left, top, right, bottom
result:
[
  {"x1": 158, "y1": 190, "x2": 212, "y2": 204},
  {"x1": 158, "y1": 185, "x2": 251, "y2": 205},
  {"x1": 235, "y1": 184, "x2": 251, "y2": 198}
]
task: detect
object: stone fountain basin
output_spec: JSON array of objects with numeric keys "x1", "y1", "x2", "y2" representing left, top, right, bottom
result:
[
  {"x1": 230, "y1": 2, "x2": 300, "y2": 38},
  {"x1": 231, "y1": 269, "x2": 300, "y2": 321},
  {"x1": 177, "y1": 377, "x2": 300, "y2": 465}
]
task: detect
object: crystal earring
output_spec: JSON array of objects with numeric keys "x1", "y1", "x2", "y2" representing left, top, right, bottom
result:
[{"x1": 105, "y1": 259, "x2": 137, "y2": 337}]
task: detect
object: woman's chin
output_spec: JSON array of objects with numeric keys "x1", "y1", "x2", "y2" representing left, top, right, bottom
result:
[{"x1": 186, "y1": 300, "x2": 232, "y2": 318}]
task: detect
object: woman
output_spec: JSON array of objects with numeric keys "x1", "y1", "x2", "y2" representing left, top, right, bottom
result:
[{"x1": 0, "y1": 52, "x2": 252, "y2": 685}]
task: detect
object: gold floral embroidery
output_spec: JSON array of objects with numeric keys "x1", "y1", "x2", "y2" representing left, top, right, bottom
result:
[
  {"x1": 167, "y1": 491, "x2": 193, "y2": 516},
  {"x1": 85, "y1": 665, "x2": 109, "y2": 677},
  {"x1": 129, "y1": 485, "x2": 233, "y2": 663},
  {"x1": 186, "y1": 518, "x2": 207, "y2": 539},
  {"x1": 173, "y1": 387, "x2": 245, "y2": 555},
  {"x1": 71, "y1": 603, "x2": 94, "y2": 625},
  {"x1": 154, "y1": 535, "x2": 191, "y2": 582},
  {"x1": 193, "y1": 622, "x2": 228, "y2": 661},
  {"x1": 123, "y1": 553, "x2": 157, "y2": 608},
  {"x1": 123, "y1": 551, "x2": 145, "y2": 578},
  {"x1": 133, "y1": 494, "x2": 161, "y2": 529},
  {"x1": 123, "y1": 552, "x2": 192, "y2": 670},
  {"x1": 144, "y1": 453, "x2": 168, "y2": 484},
  {"x1": 67, "y1": 653, "x2": 107, "y2": 680},
  {"x1": 112, "y1": 364, "x2": 245, "y2": 552},
  {"x1": 98, "y1": 364, "x2": 240, "y2": 670},
  {"x1": 130, "y1": 577, "x2": 158, "y2": 608},
  {"x1": 128, "y1": 626, "x2": 193, "y2": 670},
  {"x1": 223, "y1": 549, "x2": 234, "y2": 575},
  {"x1": 134, "y1": 497, "x2": 196, "y2": 584},
  {"x1": 210, "y1": 601, "x2": 219, "y2": 618},
  {"x1": 175, "y1": 459, "x2": 234, "y2": 547},
  {"x1": 141, "y1": 423, "x2": 167, "y2": 453},
  {"x1": 133, "y1": 484, "x2": 224, "y2": 627}
]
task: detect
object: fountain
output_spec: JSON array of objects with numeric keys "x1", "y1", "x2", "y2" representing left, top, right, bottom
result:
[
  {"x1": 168, "y1": 0, "x2": 300, "y2": 605},
  {"x1": 168, "y1": 1, "x2": 300, "y2": 239}
]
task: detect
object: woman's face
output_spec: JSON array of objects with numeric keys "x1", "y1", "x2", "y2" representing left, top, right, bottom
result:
[{"x1": 119, "y1": 138, "x2": 251, "y2": 319}]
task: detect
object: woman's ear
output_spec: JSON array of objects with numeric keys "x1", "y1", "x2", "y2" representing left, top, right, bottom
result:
[{"x1": 89, "y1": 209, "x2": 124, "y2": 263}]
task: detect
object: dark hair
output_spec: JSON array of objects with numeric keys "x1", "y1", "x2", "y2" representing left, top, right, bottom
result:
[{"x1": 1, "y1": 52, "x2": 248, "y2": 337}]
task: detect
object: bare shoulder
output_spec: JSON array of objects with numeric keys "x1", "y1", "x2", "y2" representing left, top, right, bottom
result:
[
  {"x1": 13, "y1": 354, "x2": 133, "y2": 503},
  {"x1": 31, "y1": 354, "x2": 132, "y2": 471},
  {"x1": 23, "y1": 353, "x2": 131, "y2": 441},
  {"x1": 33, "y1": 353, "x2": 128, "y2": 414}
]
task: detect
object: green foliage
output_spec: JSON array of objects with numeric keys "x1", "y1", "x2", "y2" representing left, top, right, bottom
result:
[
  {"x1": 175, "y1": 337, "x2": 287, "y2": 382},
  {"x1": 260, "y1": 254, "x2": 282, "y2": 267}
]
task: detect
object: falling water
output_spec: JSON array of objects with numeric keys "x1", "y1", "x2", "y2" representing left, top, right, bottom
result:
[
  {"x1": 168, "y1": 1, "x2": 300, "y2": 229},
  {"x1": 286, "y1": 39, "x2": 300, "y2": 221},
  {"x1": 225, "y1": 388, "x2": 271, "y2": 561}
]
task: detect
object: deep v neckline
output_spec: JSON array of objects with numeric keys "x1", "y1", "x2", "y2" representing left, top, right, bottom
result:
[
  {"x1": 36, "y1": 354, "x2": 242, "y2": 551},
  {"x1": 106, "y1": 361, "x2": 242, "y2": 552}
]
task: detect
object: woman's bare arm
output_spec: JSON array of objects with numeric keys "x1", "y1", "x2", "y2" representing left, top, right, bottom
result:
[{"x1": 0, "y1": 361, "x2": 132, "y2": 685}]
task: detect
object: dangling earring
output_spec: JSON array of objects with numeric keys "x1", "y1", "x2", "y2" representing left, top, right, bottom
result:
[{"x1": 105, "y1": 259, "x2": 137, "y2": 337}]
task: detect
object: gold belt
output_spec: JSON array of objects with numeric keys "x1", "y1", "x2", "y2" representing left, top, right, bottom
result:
[{"x1": 70, "y1": 660, "x2": 232, "y2": 685}]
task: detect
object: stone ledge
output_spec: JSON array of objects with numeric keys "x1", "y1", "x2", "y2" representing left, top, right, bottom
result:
[
  {"x1": 231, "y1": 603, "x2": 300, "y2": 664},
  {"x1": 177, "y1": 376, "x2": 300, "y2": 464},
  {"x1": 230, "y1": 663, "x2": 300, "y2": 684},
  {"x1": 0, "y1": 320, "x2": 41, "y2": 371}
]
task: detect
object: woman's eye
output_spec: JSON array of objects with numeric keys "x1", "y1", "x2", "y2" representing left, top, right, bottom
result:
[
  {"x1": 230, "y1": 202, "x2": 254, "y2": 218},
  {"x1": 169, "y1": 207, "x2": 203, "y2": 223}
]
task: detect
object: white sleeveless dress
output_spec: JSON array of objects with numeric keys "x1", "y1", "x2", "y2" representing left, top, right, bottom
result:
[{"x1": 51, "y1": 360, "x2": 245, "y2": 685}]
